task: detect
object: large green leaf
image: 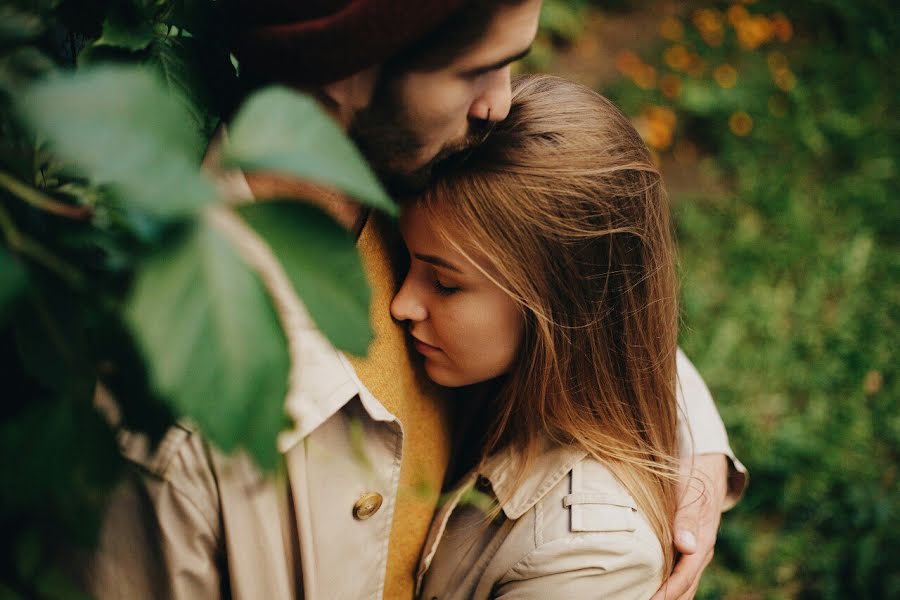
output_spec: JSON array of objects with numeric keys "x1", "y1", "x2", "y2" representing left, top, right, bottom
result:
[
  {"x1": 20, "y1": 65, "x2": 213, "y2": 218},
  {"x1": 125, "y1": 212, "x2": 290, "y2": 469},
  {"x1": 237, "y1": 201, "x2": 372, "y2": 356},
  {"x1": 222, "y1": 87, "x2": 397, "y2": 216}
]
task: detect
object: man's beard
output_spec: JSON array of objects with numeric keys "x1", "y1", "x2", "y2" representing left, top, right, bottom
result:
[{"x1": 349, "y1": 87, "x2": 494, "y2": 199}]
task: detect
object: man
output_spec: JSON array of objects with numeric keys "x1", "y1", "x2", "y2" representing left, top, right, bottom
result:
[{"x1": 85, "y1": 1, "x2": 746, "y2": 598}]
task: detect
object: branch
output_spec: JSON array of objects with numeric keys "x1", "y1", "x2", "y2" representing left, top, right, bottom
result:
[
  {"x1": 0, "y1": 171, "x2": 93, "y2": 220},
  {"x1": 0, "y1": 204, "x2": 85, "y2": 288}
]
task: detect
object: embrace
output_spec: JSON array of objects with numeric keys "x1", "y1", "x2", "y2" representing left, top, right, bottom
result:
[{"x1": 83, "y1": 1, "x2": 747, "y2": 598}]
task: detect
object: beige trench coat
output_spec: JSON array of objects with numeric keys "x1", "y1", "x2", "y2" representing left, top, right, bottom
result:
[
  {"x1": 81, "y1": 161, "x2": 747, "y2": 599},
  {"x1": 416, "y1": 446, "x2": 665, "y2": 600},
  {"x1": 415, "y1": 349, "x2": 748, "y2": 600}
]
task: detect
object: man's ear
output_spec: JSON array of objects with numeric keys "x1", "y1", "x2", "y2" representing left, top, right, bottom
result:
[{"x1": 319, "y1": 65, "x2": 380, "y2": 128}]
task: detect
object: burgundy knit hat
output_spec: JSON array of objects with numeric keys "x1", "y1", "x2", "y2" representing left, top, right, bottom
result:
[{"x1": 227, "y1": 0, "x2": 470, "y2": 86}]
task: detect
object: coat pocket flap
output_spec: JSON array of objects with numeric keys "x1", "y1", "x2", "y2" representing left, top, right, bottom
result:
[{"x1": 563, "y1": 493, "x2": 637, "y2": 533}]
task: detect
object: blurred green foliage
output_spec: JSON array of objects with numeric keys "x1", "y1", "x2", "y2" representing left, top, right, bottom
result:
[
  {"x1": 1, "y1": 1, "x2": 391, "y2": 596},
  {"x1": 594, "y1": 0, "x2": 898, "y2": 597}
]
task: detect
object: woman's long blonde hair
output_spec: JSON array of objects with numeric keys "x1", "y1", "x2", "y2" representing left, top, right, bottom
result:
[{"x1": 419, "y1": 75, "x2": 680, "y2": 571}]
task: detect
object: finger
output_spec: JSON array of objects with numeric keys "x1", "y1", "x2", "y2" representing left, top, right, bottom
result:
[
  {"x1": 676, "y1": 576, "x2": 702, "y2": 600},
  {"x1": 673, "y1": 474, "x2": 708, "y2": 554},
  {"x1": 649, "y1": 553, "x2": 696, "y2": 600},
  {"x1": 677, "y1": 548, "x2": 716, "y2": 600}
]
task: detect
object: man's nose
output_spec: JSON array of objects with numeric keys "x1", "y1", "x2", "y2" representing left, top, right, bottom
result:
[
  {"x1": 469, "y1": 66, "x2": 512, "y2": 122},
  {"x1": 390, "y1": 278, "x2": 427, "y2": 323}
]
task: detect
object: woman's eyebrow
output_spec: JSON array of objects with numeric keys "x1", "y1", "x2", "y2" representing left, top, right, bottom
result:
[{"x1": 414, "y1": 253, "x2": 464, "y2": 273}]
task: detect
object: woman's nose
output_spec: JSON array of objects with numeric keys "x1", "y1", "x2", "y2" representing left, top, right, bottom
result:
[{"x1": 390, "y1": 277, "x2": 428, "y2": 323}]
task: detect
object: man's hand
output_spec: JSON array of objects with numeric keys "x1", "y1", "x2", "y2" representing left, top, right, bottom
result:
[{"x1": 651, "y1": 454, "x2": 729, "y2": 600}]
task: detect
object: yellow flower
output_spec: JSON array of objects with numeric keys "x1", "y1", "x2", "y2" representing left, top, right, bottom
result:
[
  {"x1": 660, "y1": 74, "x2": 682, "y2": 98},
  {"x1": 659, "y1": 17, "x2": 684, "y2": 41},
  {"x1": 663, "y1": 45, "x2": 691, "y2": 71},
  {"x1": 713, "y1": 64, "x2": 739, "y2": 89},
  {"x1": 729, "y1": 111, "x2": 753, "y2": 136}
]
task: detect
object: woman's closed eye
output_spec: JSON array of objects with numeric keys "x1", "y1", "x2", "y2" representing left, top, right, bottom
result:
[{"x1": 433, "y1": 275, "x2": 460, "y2": 296}]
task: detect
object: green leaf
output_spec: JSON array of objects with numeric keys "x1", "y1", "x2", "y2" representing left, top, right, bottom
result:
[
  {"x1": 20, "y1": 65, "x2": 214, "y2": 218},
  {"x1": 237, "y1": 201, "x2": 372, "y2": 356},
  {"x1": 223, "y1": 87, "x2": 397, "y2": 216},
  {"x1": 146, "y1": 34, "x2": 238, "y2": 142},
  {"x1": 126, "y1": 212, "x2": 291, "y2": 469},
  {"x1": 94, "y1": 16, "x2": 154, "y2": 51},
  {"x1": 0, "y1": 248, "x2": 27, "y2": 325}
]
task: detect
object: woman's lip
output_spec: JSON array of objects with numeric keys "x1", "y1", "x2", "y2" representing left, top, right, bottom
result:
[{"x1": 412, "y1": 337, "x2": 441, "y2": 354}]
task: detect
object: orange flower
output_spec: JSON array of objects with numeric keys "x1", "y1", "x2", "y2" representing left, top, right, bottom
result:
[
  {"x1": 659, "y1": 16, "x2": 684, "y2": 41},
  {"x1": 636, "y1": 106, "x2": 677, "y2": 150},
  {"x1": 634, "y1": 64, "x2": 657, "y2": 90},
  {"x1": 773, "y1": 67, "x2": 796, "y2": 91},
  {"x1": 737, "y1": 15, "x2": 774, "y2": 49},
  {"x1": 693, "y1": 8, "x2": 723, "y2": 33},
  {"x1": 663, "y1": 45, "x2": 691, "y2": 71},
  {"x1": 713, "y1": 64, "x2": 739, "y2": 89},
  {"x1": 863, "y1": 370, "x2": 884, "y2": 396},
  {"x1": 772, "y1": 12, "x2": 793, "y2": 42},
  {"x1": 729, "y1": 111, "x2": 753, "y2": 136},
  {"x1": 660, "y1": 74, "x2": 682, "y2": 98},
  {"x1": 615, "y1": 50, "x2": 643, "y2": 77},
  {"x1": 693, "y1": 8, "x2": 725, "y2": 46},
  {"x1": 727, "y1": 4, "x2": 749, "y2": 27}
]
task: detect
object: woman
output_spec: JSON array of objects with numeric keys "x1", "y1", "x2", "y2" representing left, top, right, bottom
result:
[{"x1": 390, "y1": 75, "x2": 681, "y2": 599}]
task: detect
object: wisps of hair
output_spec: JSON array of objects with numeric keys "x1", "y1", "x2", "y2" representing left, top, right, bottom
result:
[{"x1": 420, "y1": 74, "x2": 681, "y2": 572}]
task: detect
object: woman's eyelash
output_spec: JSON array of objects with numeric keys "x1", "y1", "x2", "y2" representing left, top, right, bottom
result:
[{"x1": 433, "y1": 278, "x2": 459, "y2": 296}]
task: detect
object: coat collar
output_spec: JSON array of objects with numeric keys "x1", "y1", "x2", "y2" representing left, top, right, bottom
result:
[{"x1": 480, "y1": 441, "x2": 588, "y2": 520}]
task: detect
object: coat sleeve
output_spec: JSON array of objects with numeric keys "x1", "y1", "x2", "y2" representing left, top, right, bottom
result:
[
  {"x1": 492, "y1": 533, "x2": 663, "y2": 600},
  {"x1": 675, "y1": 348, "x2": 748, "y2": 509},
  {"x1": 80, "y1": 427, "x2": 226, "y2": 600}
]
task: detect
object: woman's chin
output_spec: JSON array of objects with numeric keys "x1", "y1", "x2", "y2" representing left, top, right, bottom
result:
[{"x1": 423, "y1": 361, "x2": 467, "y2": 388}]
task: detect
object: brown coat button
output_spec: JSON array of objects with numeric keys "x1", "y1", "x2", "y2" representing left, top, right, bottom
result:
[{"x1": 353, "y1": 492, "x2": 383, "y2": 520}]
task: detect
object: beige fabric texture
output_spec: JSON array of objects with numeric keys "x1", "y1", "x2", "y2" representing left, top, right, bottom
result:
[{"x1": 417, "y1": 446, "x2": 665, "y2": 600}]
